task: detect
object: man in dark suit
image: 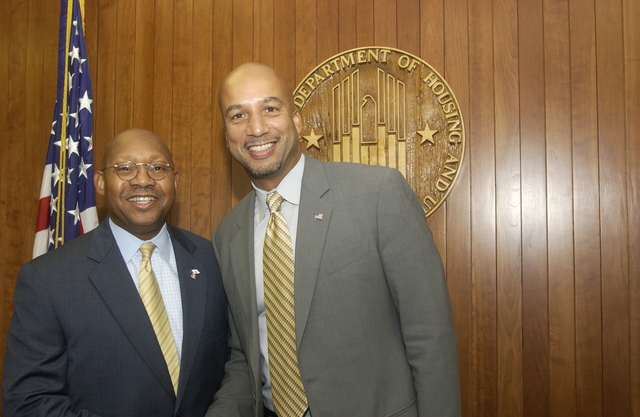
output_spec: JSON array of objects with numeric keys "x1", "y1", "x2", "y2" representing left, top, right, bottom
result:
[
  {"x1": 3, "y1": 128, "x2": 229, "y2": 417},
  {"x1": 207, "y1": 63, "x2": 461, "y2": 417}
]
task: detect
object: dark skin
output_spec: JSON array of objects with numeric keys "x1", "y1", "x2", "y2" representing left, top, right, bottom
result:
[
  {"x1": 219, "y1": 62, "x2": 303, "y2": 191},
  {"x1": 94, "y1": 128, "x2": 178, "y2": 240}
]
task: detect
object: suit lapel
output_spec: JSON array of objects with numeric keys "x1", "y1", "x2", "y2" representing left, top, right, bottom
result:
[
  {"x1": 168, "y1": 225, "x2": 206, "y2": 408},
  {"x1": 87, "y1": 222, "x2": 175, "y2": 398},
  {"x1": 295, "y1": 157, "x2": 332, "y2": 344},
  {"x1": 229, "y1": 193, "x2": 260, "y2": 344}
]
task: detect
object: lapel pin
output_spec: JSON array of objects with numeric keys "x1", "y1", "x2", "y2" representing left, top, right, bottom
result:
[
  {"x1": 314, "y1": 213, "x2": 323, "y2": 220},
  {"x1": 190, "y1": 269, "x2": 200, "y2": 279}
]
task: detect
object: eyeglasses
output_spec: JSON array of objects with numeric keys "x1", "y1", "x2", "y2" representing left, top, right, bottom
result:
[{"x1": 102, "y1": 161, "x2": 175, "y2": 181}]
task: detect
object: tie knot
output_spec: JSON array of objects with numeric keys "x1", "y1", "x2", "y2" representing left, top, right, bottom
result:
[
  {"x1": 140, "y1": 242, "x2": 156, "y2": 261},
  {"x1": 266, "y1": 192, "x2": 285, "y2": 214}
]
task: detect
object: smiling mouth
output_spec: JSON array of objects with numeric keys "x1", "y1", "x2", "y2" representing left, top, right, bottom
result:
[
  {"x1": 128, "y1": 196, "x2": 158, "y2": 203},
  {"x1": 249, "y1": 142, "x2": 274, "y2": 152}
]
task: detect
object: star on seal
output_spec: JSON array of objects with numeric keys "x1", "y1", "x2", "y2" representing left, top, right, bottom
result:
[{"x1": 302, "y1": 129, "x2": 323, "y2": 150}]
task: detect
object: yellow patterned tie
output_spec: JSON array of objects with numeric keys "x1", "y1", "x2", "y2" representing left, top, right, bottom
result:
[
  {"x1": 138, "y1": 242, "x2": 180, "y2": 395},
  {"x1": 263, "y1": 192, "x2": 308, "y2": 417}
]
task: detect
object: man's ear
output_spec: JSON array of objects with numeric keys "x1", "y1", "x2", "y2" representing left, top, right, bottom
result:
[
  {"x1": 94, "y1": 171, "x2": 105, "y2": 196},
  {"x1": 292, "y1": 108, "x2": 303, "y2": 135}
]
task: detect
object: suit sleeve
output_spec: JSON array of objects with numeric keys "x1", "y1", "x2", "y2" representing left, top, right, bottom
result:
[
  {"x1": 2, "y1": 263, "x2": 102, "y2": 417},
  {"x1": 377, "y1": 169, "x2": 462, "y2": 417},
  {"x1": 205, "y1": 240, "x2": 254, "y2": 417}
]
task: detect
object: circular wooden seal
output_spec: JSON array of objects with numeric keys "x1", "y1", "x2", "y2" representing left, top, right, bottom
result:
[{"x1": 293, "y1": 47, "x2": 465, "y2": 217}]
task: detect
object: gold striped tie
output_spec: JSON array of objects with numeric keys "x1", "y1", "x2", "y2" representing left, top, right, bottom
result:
[
  {"x1": 138, "y1": 242, "x2": 180, "y2": 395},
  {"x1": 263, "y1": 192, "x2": 308, "y2": 417}
]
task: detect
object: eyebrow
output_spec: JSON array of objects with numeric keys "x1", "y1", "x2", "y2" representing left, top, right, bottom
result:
[{"x1": 224, "y1": 96, "x2": 285, "y2": 117}]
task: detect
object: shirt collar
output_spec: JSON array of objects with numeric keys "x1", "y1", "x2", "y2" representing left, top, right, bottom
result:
[
  {"x1": 109, "y1": 218, "x2": 172, "y2": 264},
  {"x1": 253, "y1": 154, "x2": 305, "y2": 221}
]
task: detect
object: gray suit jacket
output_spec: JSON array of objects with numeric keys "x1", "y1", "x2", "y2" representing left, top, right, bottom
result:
[
  {"x1": 209, "y1": 157, "x2": 461, "y2": 417},
  {"x1": 3, "y1": 220, "x2": 229, "y2": 417}
]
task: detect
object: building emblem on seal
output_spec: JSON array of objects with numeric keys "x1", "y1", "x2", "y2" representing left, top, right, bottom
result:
[{"x1": 293, "y1": 47, "x2": 465, "y2": 217}]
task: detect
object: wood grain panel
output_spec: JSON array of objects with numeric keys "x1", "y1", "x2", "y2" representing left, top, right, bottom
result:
[
  {"x1": 442, "y1": 0, "x2": 471, "y2": 414},
  {"x1": 133, "y1": 0, "x2": 155, "y2": 130},
  {"x1": 544, "y1": 1, "x2": 576, "y2": 415},
  {"x1": 317, "y1": 0, "x2": 339, "y2": 62},
  {"x1": 254, "y1": 0, "x2": 274, "y2": 67},
  {"x1": 423, "y1": 0, "x2": 447, "y2": 264},
  {"x1": 172, "y1": 0, "x2": 195, "y2": 230},
  {"x1": 397, "y1": 0, "x2": 419, "y2": 57},
  {"x1": 624, "y1": 1, "x2": 640, "y2": 415},
  {"x1": 211, "y1": 0, "x2": 233, "y2": 229},
  {"x1": 356, "y1": 0, "x2": 373, "y2": 45},
  {"x1": 468, "y1": 0, "x2": 498, "y2": 415},
  {"x1": 569, "y1": 0, "x2": 603, "y2": 415},
  {"x1": 373, "y1": 0, "x2": 396, "y2": 46},
  {"x1": 230, "y1": 0, "x2": 256, "y2": 205},
  {"x1": 190, "y1": 0, "x2": 213, "y2": 237},
  {"x1": 95, "y1": 0, "x2": 117, "y2": 171},
  {"x1": 1, "y1": 0, "x2": 639, "y2": 415},
  {"x1": 338, "y1": 0, "x2": 356, "y2": 51},
  {"x1": 152, "y1": 0, "x2": 173, "y2": 147},
  {"x1": 113, "y1": 0, "x2": 135, "y2": 132},
  {"x1": 295, "y1": 0, "x2": 317, "y2": 82},
  {"x1": 595, "y1": 0, "x2": 631, "y2": 415},
  {"x1": 493, "y1": 0, "x2": 523, "y2": 414},
  {"x1": 519, "y1": 0, "x2": 549, "y2": 415}
]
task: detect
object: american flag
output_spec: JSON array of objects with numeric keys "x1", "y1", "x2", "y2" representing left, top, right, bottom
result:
[{"x1": 33, "y1": 0, "x2": 98, "y2": 258}]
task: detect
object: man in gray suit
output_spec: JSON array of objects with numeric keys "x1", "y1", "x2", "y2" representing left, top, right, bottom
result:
[
  {"x1": 3, "y1": 129, "x2": 229, "y2": 416},
  {"x1": 207, "y1": 63, "x2": 461, "y2": 417}
]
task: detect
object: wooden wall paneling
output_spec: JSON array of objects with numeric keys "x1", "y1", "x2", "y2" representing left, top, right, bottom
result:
[
  {"x1": 317, "y1": 0, "x2": 339, "y2": 62},
  {"x1": 397, "y1": 0, "x2": 420, "y2": 56},
  {"x1": 569, "y1": 0, "x2": 603, "y2": 415},
  {"x1": 595, "y1": 0, "x2": 631, "y2": 415},
  {"x1": 295, "y1": 0, "x2": 317, "y2": 83},
  {"x1": 0, "y1": 0, "x2": 14, "y2": 371},
  {"x1": 273, "y1": 0, "x2": 295, "y2": 87},
  {"x1": 468, "y1": 0, "x2": 498, "y2": 414},
  {"x1": 170, "y1": 0, "x2": 194, "y2": 231},
  {"x1": 355, "y1": 0, "x2": 374, "y2": 46},
  {"x1": 543, "y1": 1, "x2": 576, "y2": 416},
  {"x1": 133, "y1": 0, "x2": 155, "y2": 131},
  {"x1": 338, "y1": 0, "x2": 356, "y2": 51},
  {"x1": 3, "y1": 0, "x2": 640, "y2": 414},
  {"x1": 423, "y1": 0, "x2": 447, "y2": 264},
  {"x1": 190, "y1": 0, "x2": 214, "y2": 239},
  {"x1": 420, "y1": 0, "x2": 443, "y2": 70},
  {"x1": 442, "y1": 0, "x2": 471, "y2": 414},
  {"x1": 152, "y1": 0, "x2": 173, "y2": 152},
  {"x1": 6, "y1": 0, "x2": 29, "y2": 314},
  {"x1": 25, "y1": 0, "x2": 46, "y2": 263},
  {"x1": 211, "y1": 0, "x2": 233, "y2": 230},
  {"x1": 114, "y1": 0, "x2": 135, "y2": 133},
  {"x1": 231, "y1": 0, "x2": 254, "y2": 70},
  {"x1": 519, "y1": 0, "x2": 550, "y2": 415},
  {"x1": 254, "y1": 0, "x2": 275, "y2": 68},
  {"x1": 493, "y1": 0, "x2": 523, "y2": 415},
  {"x1": 229, "y1": 0, "x2": 254, "y2": 205},
  {"x1": 373, "y1": 0, "x2": 396, "y2": 47},
  {"x1": 624, "y1": 1, "x2": 640, "y2": 415},
  {"x1": 95, "y1": 0, "x2": 117, "y2": 189}
]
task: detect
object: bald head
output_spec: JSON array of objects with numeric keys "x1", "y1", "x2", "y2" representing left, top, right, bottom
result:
[
  {"x1": 102, "y1": 128, "x2": 174, "y2": 169},
  {"x1": 218, "y1": 62, "x2": 296, "y2": 117}
]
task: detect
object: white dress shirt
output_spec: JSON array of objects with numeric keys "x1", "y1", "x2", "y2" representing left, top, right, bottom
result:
[{"x1": 110, "y1": 219, "x2": 184, "y2": 359}]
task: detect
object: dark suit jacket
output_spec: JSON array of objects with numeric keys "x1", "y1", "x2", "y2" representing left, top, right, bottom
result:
[
  {"x1": 3, "y1": 220, "x2": 229, "y2": 417},
  {"x1": 208, "y1": 157, "x2": 461, "y2": 417}
]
